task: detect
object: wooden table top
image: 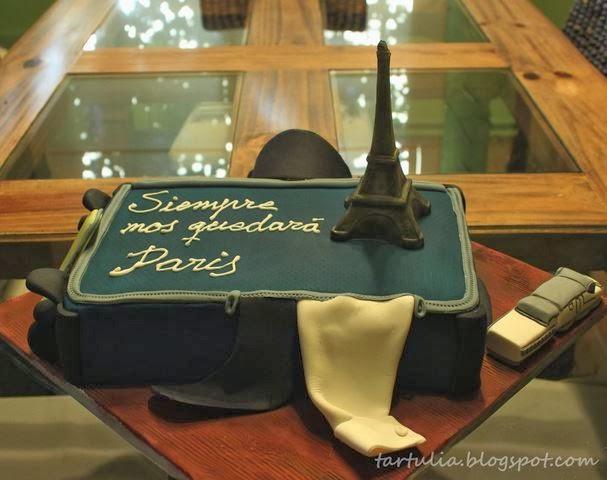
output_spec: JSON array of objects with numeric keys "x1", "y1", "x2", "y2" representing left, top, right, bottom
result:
[
  {"x1": 0, "y1": 0, "x2": 606, "y2": 262},
  {"x1": 0, "y1": 242, "x2": 604, "y2": 480}
]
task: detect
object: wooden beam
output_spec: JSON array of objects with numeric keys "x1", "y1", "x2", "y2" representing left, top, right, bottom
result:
[
  {"x1": 463, "y1": 0, "x2": 607, "y2": 201},
  {"x1": 1, "y1": 0, "x2": 606, "y2": 250},
  {"x1": 0, "y1": 0, "x2": 113, "y2": 171},
  {"x1": 246, "y1": 0, "x2": 324, "y2": 45},
  {"x1": 71, "y1": 44, "x2": 507, "y2": 73},
  {"x1": 229, "y1": 0, "x2": 338, "y2": 177},
  {"x1": 0, "y1": 178, "x2": 120, "y2": 243},
  {"x1": 2, "y1": 174, "x2": 607, "y2": 245},
  {"x1": 229, "y1": 69, "x2": 338, "y2": 177},
  {"x1": 422, "y1": 173, "x2": 607, "y2": 233}
]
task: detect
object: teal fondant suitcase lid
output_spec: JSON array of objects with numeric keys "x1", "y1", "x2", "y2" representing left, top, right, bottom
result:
[{"x1": 66, "y1": 178, "x2": 478, "y2": 314}]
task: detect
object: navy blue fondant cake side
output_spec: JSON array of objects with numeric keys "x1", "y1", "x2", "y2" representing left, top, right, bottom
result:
[{"x1": 63, "y1": 301, "x2": 236, "y2": 385}]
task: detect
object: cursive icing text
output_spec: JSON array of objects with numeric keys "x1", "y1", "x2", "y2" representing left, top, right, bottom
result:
[
  {"x1": 109, "y1": 245, "x2": 240, "y2": 278},
  {"x1": 128, "y1": 190, "x2": 277, "y2": 220}
]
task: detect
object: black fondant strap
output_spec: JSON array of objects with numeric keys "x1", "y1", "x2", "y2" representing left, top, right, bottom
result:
[
  {"x1": 556, "y1": 267, "x2": 597, "y2": 292},
  {"x1": 515, "y1": 273, "x2": 591, "y2": 326},
  {"x1": 516, "y1": 296, "x2": 560, "y2": 326},
  {"x1": 82, "y1": 188, "x2": 111, "y2": 211},
  {"x1": 28, "y1": 299, "x2": 59, "y2": 363},
  {"x1": 54, "y1": 304, "x2": 82, "y2": 384},
  {"x1": 152, "y1": 297, "x2": 297, "y2": 411},
  {"x1": 533, "y1": 276, "x2": 585, "y2": 310},
  {"x1": 26, "y1": 268, "x2": 67, "y2": 304}
]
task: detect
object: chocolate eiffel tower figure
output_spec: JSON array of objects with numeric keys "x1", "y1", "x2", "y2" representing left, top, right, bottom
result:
[{"x1": 331, "y1": 41, "x2": 431, "y2": 249}]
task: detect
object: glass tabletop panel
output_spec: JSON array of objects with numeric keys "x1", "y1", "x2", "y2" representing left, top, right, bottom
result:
[
  {"x1": 332, "y1": 70, "x2": 578, "y2": 175},
  {"x1": 323, "y1": 0, "x2": 486, "y2": 45},
  {"x1": 85, "y1": 0, "x2": 248, "y2": 50},
  {"x1": 1, "y1": 74, "x2": 238, "y2": 180}
]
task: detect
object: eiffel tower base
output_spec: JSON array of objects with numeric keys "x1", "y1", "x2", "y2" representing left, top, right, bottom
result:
[{"x1": 331, "y1": 179, "x2": 431, "y2": 249}]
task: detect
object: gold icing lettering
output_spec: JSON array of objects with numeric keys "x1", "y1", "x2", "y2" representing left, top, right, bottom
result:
[
  {"x1": 181, "y1": 214, "x2": 323, "y2": 245},
  {"x1": 244, "y1": 213, "x2": 273, "y2": 233},
  {"x1": 228, "y1": 221, "x2": 246, "y2": 232},
  {"x1": 182, "y1": 221, "x2": 206, "y2": 246},
  {"x1": 109, "y1": 245, "x2": 240, "y2": 278},
  {"x1": 118, "y1": 190, "x2": 323, "y2": 279},
  {"x1": 156, "y1": 258, "x2": 194, "y2": 272},
  {"x1": 128, "y1": 190, "x2": 168, "y2": 213},
  {"x1": 109, "y1": 245, "x2": 169, "y2": 276},
  {"x1": 127, "y1": 190, "x2": 277, "y2": 218},
  {"x1": 204, "y1": 251, "x2": 241, "y2": 277},
  {"x1": 120, "y1": 220, "x2": 179, "y2": 235}
]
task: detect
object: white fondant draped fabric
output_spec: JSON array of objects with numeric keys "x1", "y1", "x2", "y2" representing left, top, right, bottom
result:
[{"x1": 297, "y1": 296, "x2": 426, "y2": 456}]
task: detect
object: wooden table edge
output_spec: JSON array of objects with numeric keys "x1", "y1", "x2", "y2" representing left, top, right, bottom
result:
[
  {"x1": 0, "y1": 303, "x2": 189, "y2": 480},
  {"x1": 0, "y1": 243, "x2": 605, "y2": 479}
]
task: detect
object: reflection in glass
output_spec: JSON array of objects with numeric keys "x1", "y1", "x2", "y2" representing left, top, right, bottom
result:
[
  {"x1": 2, "y1": 74, "x2": 238, "y2": 180},
  {"x1": 85, "y1": 0, "x2": 248, "y2": 50},
  {"x1": 323, "y1": 0, "x2": 486, "y2": 45},
  {"x1": 332, "y1": 70, "x2": 578, "y2": 175}
]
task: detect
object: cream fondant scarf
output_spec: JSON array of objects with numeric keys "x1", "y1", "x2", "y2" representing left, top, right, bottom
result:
[{"x1": 297, "y1": 296, "x2": 425, "y2": 457}]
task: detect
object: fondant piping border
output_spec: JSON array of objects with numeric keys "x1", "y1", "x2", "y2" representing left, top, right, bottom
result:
[{"x1": 67, "y1": 179, "x2": 478, "y2": 313}]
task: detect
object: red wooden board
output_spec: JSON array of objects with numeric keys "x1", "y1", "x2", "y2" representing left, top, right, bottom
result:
[{"x1": 0, "y1": 243, "x2": 604, "y2": 480}]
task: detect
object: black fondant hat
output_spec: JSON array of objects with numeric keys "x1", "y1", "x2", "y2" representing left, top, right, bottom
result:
[
  {"x1": 248, "y1": 129, "x2": 351, "y2": 180},
  {"x1": 152, "y1": 298, "x2": 297, "y2": 412}
]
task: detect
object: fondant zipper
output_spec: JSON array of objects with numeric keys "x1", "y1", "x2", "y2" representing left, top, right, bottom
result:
[
  {"x1": 413, "y1": 296, "x2": 427, "y2": 318},
  {"x1": 225, "y1": 290, "x2": 241, "y2": 316}
]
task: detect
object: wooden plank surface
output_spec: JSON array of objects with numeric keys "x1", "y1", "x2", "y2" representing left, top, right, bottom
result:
[
  {"x1": 71, "y1": 44, "x2": 507, "y2": 73},
  {"x1": 2, "y1": 173, "x2": 607, "y2": 246},
  {"x1": 246, "y1": 0, "x2": 324, "y2": 45},
  {"x1": 229, "y1": 69, "x2": 338, "y2": 177},
  {"x1": 229, "y1": 0, "x2": 338, "y2": 177},
  {"x1": 0, "y1": 0, "x2": 606, "y2": 252},
  {"x1": 0, "y1": 243, "x2": 604, "y2": 479},
  {"x1": 0, "y1": 0, "x2": 113, "y2": 170},
  {"x1": 463, "y1": 0, "x2": 607, "y2": 201}
]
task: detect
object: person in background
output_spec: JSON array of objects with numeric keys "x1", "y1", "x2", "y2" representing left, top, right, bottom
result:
[{"x1": 564, "y1": 0, "x2": 606, "y2": 75}]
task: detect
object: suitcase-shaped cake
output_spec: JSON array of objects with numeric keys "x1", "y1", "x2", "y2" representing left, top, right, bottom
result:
[
  {"x1": 25, "y1": 41, "x2": 491, "y2": 456},
  {"x1": 27, "y1": 171, "x2": 489, "y2": 391}
]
